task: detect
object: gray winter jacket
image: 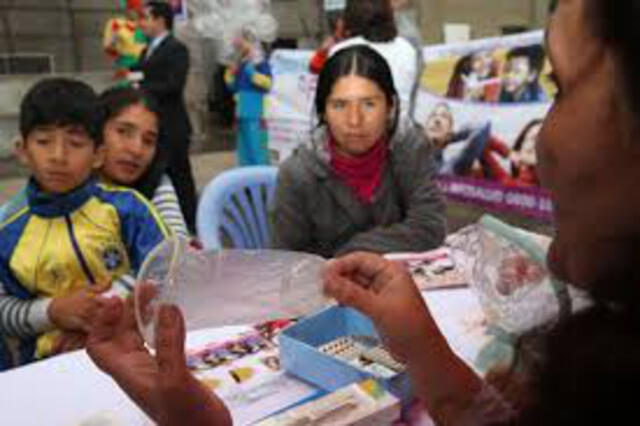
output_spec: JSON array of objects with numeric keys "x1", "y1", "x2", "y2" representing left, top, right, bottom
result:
[{"x1": 270, "y1": 122, "x2": 447, "y2": 258}]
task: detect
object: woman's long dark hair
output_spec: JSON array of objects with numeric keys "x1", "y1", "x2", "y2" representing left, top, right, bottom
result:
[
  {"x1": 99, "y1": 86, "x2": 167, "y2": 199},
  {"x1": 315, "y1": 45, "x2": 399, "y2": 137},
  {"x1": 511, "y1": 118, "x2": 543, "y2": 178}
]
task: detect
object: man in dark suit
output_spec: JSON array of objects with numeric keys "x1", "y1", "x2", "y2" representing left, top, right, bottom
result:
[{"x1": 134, "y1": 1, "x2": 197, "y2": 233}]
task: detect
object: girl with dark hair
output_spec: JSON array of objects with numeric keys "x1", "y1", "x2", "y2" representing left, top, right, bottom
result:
[
  {"x1": 329, "y1": 0, "x2": 421, "y2": 119},
  {"x1": 270, "y1": 45, "x2": 446, "y2": 257},
  {"x1": 99, "y1": 86, "x2": 189, "y2": 238},
  {"x1": 509, "y1": 119, "x2": 543, "y2": 187}
]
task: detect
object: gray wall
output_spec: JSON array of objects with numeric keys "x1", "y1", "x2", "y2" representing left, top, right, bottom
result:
[
  {"x1": 417, "y1": 0, "x2": 547, "y2": 42},
  {"x1": 0, "y1": 72, "x2": 113, "y2": 159},
  {"x1": 0, "y1": 0, "x2": 117, "y2": 73}
]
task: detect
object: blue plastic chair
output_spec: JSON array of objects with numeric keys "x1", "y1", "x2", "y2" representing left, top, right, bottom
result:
[
  {"x1": 196, "y1": 166, "x2": 278, "y2": 250},
  {"x1": 0, "y1": 203, "x2": 8, "y2": 222}
]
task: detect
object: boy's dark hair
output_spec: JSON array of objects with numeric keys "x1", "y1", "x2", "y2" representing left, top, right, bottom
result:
[
  {"x1": 146, "y1": 1, "x2": 173, "y2": 31},
  {"x1": 315, "y1": 45, "x2": 399, "y2": 136},
  {"x1": 507, "y1": 45, "x2": 546, "y2": 76},
  {"x1": 100, "y1": 86, "x2": 166, "y2": 199},
  {"x1": 20, "y1": 78, "x2": 103, "y2": 145},
  {"x1": 342, "y1": 0, "x2": 397, "y2": 42}
]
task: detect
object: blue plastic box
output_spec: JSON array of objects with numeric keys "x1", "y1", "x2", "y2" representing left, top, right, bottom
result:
[{"x1": 279, "y1": 306, "x2": 412, "y2": 403}]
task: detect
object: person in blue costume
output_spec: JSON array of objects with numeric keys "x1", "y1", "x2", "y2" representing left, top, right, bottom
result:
[
  {"x1": 225, "y1": 29, "x2": 273, "y2": 166},
  {"x1": 0, "y1": 78, "x2": 169, "y2": 369}
]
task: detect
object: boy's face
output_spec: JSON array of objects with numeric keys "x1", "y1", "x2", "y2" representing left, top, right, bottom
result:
[
  {"x1": 17, "y1": 125, "x2": 103, "y2": 194},
  {"x1": 504, "y1": 56, "x2": 534, "y2": 93}
]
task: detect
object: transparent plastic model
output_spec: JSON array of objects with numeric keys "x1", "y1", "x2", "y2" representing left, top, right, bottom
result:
[
  {"x1": 447, "y1": 215, "x2": 570, "y2": 335},
  {"x1": 135, "y1": 237, "x2": 330, "y2": 347}
]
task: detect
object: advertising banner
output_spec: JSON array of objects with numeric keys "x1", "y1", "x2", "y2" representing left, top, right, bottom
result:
[{"x1": 414, "y1": 30, "x2": 553, "y2": 220}]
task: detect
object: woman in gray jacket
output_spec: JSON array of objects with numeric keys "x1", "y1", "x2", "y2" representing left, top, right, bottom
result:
[{"x1": 271, "y1": 45, "x2": 446, "y2": 258}]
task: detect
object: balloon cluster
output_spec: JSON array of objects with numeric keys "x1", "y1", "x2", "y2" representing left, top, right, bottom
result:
[{"x1": 190, "y1": 0, "x2": 278, "y2": 64}]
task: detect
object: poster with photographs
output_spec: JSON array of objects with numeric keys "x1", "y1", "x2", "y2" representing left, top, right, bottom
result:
[{"x1": 416, "y1": 30, "x2": 555, "y2": 220}]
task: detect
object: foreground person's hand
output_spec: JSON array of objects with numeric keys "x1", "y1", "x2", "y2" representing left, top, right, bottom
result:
[
  {"x1": 49, "y1": 280, "x2": 111, "y2": 332},
  {"x1": 323, "y1": 252, "x2": 484, "y2": 425},
  {"x1": 86, "y1": 297, "x2": 231, "y2": 426},
  {"x1": 323, "y1": 252, "x2": 437, "y2": 361}
]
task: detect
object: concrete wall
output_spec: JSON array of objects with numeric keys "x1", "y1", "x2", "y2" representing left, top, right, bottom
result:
[
  {"x1": 417, "y1": 0, "x2": 547, "y2": 43},
  {"x1": 0, "y1": 72, "x2": 113, "y2": 159},
  {"x1": 0, "y1": 0, "x2": 116, "y2": 73}
]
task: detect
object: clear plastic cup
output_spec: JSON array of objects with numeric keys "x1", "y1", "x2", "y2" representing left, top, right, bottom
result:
[{"x1": 134, "y1": 237, "x2": 330, "y2": 348}]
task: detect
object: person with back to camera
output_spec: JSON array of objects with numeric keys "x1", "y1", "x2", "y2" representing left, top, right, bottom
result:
[
  {"x1": 85, "y1": 1, "x2": 640, "y2": 424},
  {"x1": 309, "y1": 12, "x2": 346, "y2": 75},
  {"x1": 270, "y1": 45, "x2": 446, "y2": 258},
  {"x1": 330, "y1": 0, "x2": 421, "y2": 120}
]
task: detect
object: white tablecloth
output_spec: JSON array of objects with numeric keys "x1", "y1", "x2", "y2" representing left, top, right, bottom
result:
[{"x1": 0, "y1": 289, "x2": 487, "y2": 426}]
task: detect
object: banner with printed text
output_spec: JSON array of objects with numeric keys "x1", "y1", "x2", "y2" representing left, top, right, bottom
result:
[{"x1": 266, "y1": 30, "x2": 555, "y2": 221}]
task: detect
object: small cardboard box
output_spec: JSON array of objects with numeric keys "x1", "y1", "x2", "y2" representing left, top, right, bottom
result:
[{"x1": 279, "y1": 306, "x2": 412, "y2": 403}]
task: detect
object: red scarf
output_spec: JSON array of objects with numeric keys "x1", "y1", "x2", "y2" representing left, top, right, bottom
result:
[{"x1": 329, "y1": 136, "x2": 388, "y2": 204}]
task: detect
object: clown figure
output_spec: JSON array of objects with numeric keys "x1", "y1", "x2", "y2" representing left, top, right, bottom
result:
[
  {"x1": 224, "y1": 30, "x2": 273, "y2": 165},
  {"x1": 103, "y1": 0, "x2": 148, "y2": 80}
]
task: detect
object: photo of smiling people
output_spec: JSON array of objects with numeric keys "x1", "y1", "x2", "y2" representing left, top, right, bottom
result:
[
  {"x1": 499, "y1": 45, "x2": 547, "y2": 103},
  {"x1": 424, "y1": 102, "x2": 511, "y2": 180},
  {"x1": 446, "y1": 49, "x2": 502, "y2": 103},
  {"x1": 509, "y1": 119, "x2": 544, "y2": 187}
]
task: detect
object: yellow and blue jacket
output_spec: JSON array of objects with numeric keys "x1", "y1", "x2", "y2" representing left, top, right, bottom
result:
[{"x1": 0, "y1": 177, "x2": 169, "y2": 366}]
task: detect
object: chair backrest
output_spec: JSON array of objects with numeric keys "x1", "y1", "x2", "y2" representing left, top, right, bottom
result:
[
  {"x1": 196, "y1": 166, "x2": 278, "y2": 250},
  {"x1": 0, "y1": 203, "x2": 7, "y2": 223}
]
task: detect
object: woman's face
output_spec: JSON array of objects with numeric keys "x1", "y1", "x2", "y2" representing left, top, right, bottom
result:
[
  {"x1": 101, "y1": 103, "x2": 159, "y2": 185},
  {"x1": 324, "y1": 74, "x2": 393, "y2": 157},
  {"x1": 503, "y1": 56, "x2": 533, "y2": 94},
  {"x1": 539, "y1": 0, "x2": 640, "y2": 287}
]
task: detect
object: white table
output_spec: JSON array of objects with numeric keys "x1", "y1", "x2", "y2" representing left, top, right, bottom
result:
[
  {"x1": 0, "y1": 326, "x2": 250, "y2": 426},
  {"x1": 0, "y1": 289, "x2": 487, "y2": 426}
]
